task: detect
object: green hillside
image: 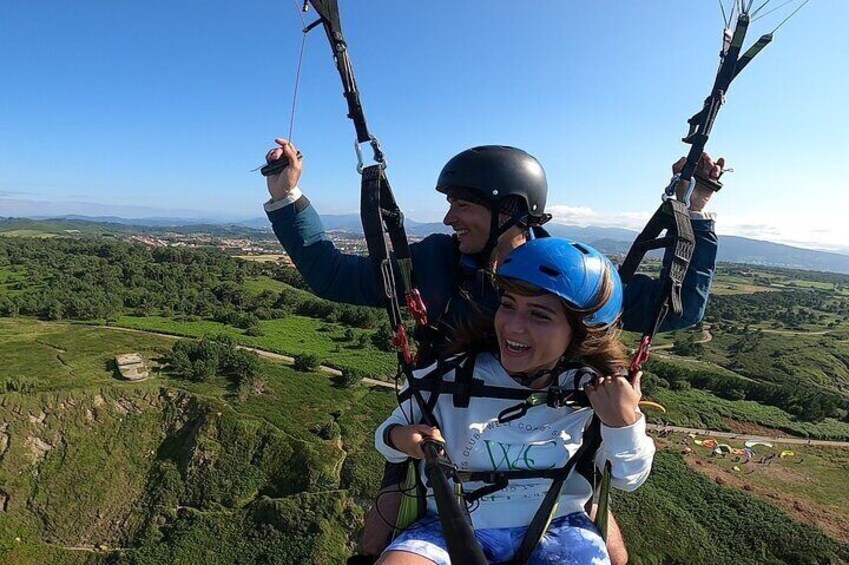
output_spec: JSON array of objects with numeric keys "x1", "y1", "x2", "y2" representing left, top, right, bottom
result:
[{"x1": 1, "y1": 236, "x2": 848, "y2": 563}]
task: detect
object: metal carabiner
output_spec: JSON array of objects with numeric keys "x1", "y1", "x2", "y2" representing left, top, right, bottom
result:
[{"x1": 355, "y1": 136, "x2": 388, "y2": 174}]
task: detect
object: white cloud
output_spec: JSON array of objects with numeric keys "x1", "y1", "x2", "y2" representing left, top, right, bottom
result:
[
  {"x1": 547, "y1": 204, "x2": 651, "y2": 231},
  {"x1": 718, "y1": 211, "x2": 849, "y2": 253},
  {"x1": 547, "y1": 203, "x2": 849, "y2": 255}
]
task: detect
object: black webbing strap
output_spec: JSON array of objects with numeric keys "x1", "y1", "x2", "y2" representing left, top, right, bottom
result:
[
  {"x1": 619, "y1": 198, "x2": 695, "y2": 376},
  {"x1": 458, "y1": 466, "x2": 567, "y2": 486},
  {"x1": 398, "y1": 371, "x2": 551, "y2": 405},
  {"x1": 307, "y1": 0, "x2": 375, "y2": 146},
  {"x1": 360, "y1": 165, "x2": 404, "y2": 331},
  {"x1": 681, "y1": 12, "x2": 760, "y2": 191},
  {"x1": 422, "y1": 440, "x2": 488, "y2": 565},
  {"x1": 452, "y1": 354, "x2": 478, "y2": 408},
  {"x1": 619, "y1": 199, "x2": 695, "y2": 321},
  {"x1": 512, "y1": 416, "x2": 603, "y2": 564}
]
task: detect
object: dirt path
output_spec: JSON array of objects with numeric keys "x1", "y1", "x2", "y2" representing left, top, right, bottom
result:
[
  {"x1": 696, "y1": 324, "x2": 713, "y2": 344},
  {"x1": 759, "y1": 328, "x2": 829, "y2": 336},
  {"x1": 97, "y1": 324, "x2": 391, "y2": 385},
  {"x1": 652, "y1": 324, "x2": 713, "y2": 351},
  {"x1": 44, "y1": 543, "x2": 128, "y2": 553}
]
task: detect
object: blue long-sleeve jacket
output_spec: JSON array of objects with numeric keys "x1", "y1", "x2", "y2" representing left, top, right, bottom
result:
[{"x1": 266, "y1": 194, "x2": 717, "y2": 356}]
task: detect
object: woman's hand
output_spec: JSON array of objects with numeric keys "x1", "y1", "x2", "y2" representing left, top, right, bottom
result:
[
  {"x1": 585, "y1": 371, "x2": 643, "y2": 428},
  {"x1": 265, "y1": 138, "x2": 303, "y2": 202},
  {"x1": 389, "y1": 424, "x2": 445, "y2": 459}
]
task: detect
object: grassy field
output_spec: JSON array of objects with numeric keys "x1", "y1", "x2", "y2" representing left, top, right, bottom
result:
[
  {"x1": 698, "y1": 330, "x2": 849, "y2": 396},
  {"x1": 710, "y1": 281, "x2": 779, "y2": 295},
  {"x1": 242, "y1": 275, "x2": 290, "y2": 295},
  {"x1": 235, "y1": 255, "x2": 288, "y2": 263},
  {"x1": 3, "y1": 238, "x2": 849, "y2": 562},
  {"x1": 0, "y1": 318, "x2": 170, "y2": 393},
  {"x1": 113, "y1": 315, "x2": 397, "y2": 378},
  {"x1": 615, "y1": 450, "x2": 849, "y2": 565},
  {"x1": 650, "y1": 432, "x2": 849, "y2": 547}
]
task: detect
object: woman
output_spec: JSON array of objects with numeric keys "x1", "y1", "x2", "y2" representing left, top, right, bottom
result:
[{"x1": 374, "y1": 237, "x2": 656, "y2": 565}]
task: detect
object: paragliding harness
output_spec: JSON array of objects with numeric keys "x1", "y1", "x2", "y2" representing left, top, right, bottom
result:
[{"x1": 395, "y1": 353, "x2": 608, "y2": 565}]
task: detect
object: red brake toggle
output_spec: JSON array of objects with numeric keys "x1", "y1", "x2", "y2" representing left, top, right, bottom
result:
[
  {"x1": 629, "y1": 335, "x2": 653, "y2": 376},
  {"x1": 406, "y1": 288, "x2": 428, "y2": 327},
  {"x1": 392, "y1": 323, "x2": 413, "y2": 366}
]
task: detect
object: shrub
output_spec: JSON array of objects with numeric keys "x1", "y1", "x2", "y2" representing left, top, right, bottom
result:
[
  {"x1": 371, "y1": 323, "x2": 394, "y2": 351},
  {"x1": 245, "y1": 324, "x2": 264, "y2": 337},
  {"x1": 236, "y1": 374, "x2": 267, "y2": 402},
  {"x1": 340, "y1": 368, "x2": 364, "y2": 388},
  {"x1": 293, "y1": 353, "x2": 320, "y2": 372},
  {"x1": 315, "y1": 420, "x2": 341, "y2": 441}
]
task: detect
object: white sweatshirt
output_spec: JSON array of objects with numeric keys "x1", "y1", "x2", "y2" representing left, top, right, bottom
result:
[{"x1": 375, "y1": 352, "x2": 656, "y2": 530}]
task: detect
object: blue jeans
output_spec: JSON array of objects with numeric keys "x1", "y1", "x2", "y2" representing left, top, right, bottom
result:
[{"x1": 384, "y1": 511, "x2": 610, "y2": 565}]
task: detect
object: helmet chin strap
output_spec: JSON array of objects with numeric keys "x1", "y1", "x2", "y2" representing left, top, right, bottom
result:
[{"x1": 478, "y1": 210, "x2": 528, "y2": 269}]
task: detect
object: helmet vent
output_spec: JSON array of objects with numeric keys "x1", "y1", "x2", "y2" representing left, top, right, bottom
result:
[
  {"x1": 539, "y1": 265, "x2": 560, "y2": 278},
  {"x1": 572, "y1": 243, "x2": 591, "y2": 255}
]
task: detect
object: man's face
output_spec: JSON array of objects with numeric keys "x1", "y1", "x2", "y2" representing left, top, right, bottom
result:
[{"x1": 442, "y1": 196, "x2": 492, "y2": 254}]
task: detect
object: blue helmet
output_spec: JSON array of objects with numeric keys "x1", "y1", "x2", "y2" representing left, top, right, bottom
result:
[{"x1": 496, "y1": 238, "x2": 623, "y2": 329}]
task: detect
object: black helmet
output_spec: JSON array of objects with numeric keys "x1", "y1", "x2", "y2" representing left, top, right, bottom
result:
[{"x1": 436, "y1": 145, "x2": 549, "y2": 225}]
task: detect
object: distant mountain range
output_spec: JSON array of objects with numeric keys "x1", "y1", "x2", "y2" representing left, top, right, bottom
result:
[
  {"x1": 4, "y1": 214, "x2": 849, "y2": 275},
  {"x1": 277, "y1": 214, "x2": 849, "y2": 275}
]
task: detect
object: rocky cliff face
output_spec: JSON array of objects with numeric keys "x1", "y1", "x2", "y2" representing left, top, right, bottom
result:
[{"x1": 0, "y1": 386, "x2": 355, "y2": 563}]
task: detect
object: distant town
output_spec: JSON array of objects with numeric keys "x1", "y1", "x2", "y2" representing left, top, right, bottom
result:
[{"x1": 124, "y1": 228, "x2": 424, "y2": 267}]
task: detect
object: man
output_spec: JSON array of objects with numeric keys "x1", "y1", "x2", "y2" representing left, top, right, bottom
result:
[{"x1": 263, "y1": 138, "x2": 723, "y2": 564}]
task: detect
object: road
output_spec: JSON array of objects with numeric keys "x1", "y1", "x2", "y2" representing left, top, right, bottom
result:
[{"x1": 646, "y1": 424, "x2": 849, "y2": 448}]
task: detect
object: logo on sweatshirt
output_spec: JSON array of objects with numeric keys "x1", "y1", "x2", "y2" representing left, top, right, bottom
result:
[{"x1": 483, "y1": 440, "x2": 558, "y2": 471}]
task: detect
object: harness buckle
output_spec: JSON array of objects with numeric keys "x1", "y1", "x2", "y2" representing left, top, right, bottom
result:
[
  {"x1": 498, "y1": 391, "x2": 548, "y2": 423},
  {"x1": 546, "y1": 386, "x2": 577, "y2": 409},
  {"x1": 497, "y1": 402, "x2": 529, "y2": 423}
]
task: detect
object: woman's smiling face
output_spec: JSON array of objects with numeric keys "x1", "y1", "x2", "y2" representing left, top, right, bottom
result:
[{"x1": 494, "y1": 288, "x2": 574, "y2": 377}]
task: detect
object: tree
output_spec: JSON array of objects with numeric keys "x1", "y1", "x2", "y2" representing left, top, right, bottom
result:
[
  {"x1": 225, "y1": 349, "x2": 261, "y2": 381},
  {"x1": 671, "y1": 380, "x2": 691, "y2": 391}
]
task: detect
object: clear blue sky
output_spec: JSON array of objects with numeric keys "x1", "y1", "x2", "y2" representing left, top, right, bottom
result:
[{"x1": 1, "y1": 1, "x2": 846, "y2": 251}]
